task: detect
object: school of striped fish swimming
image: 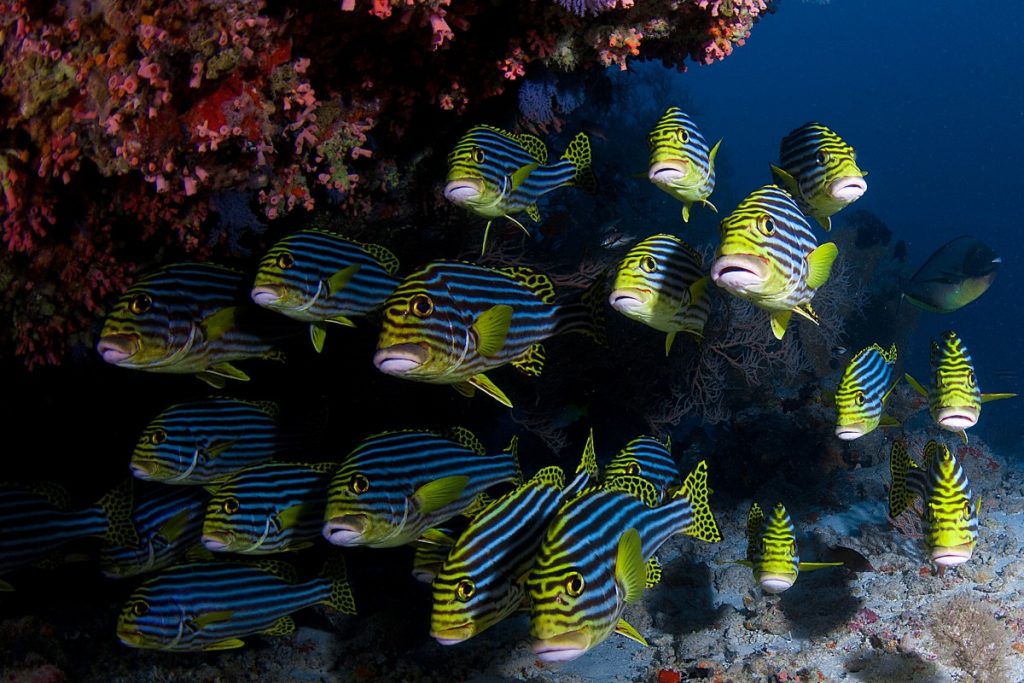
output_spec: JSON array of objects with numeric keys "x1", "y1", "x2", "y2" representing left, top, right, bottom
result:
[{"x1": 1, "y1": 112, "x2": 1017, "y2": 662}]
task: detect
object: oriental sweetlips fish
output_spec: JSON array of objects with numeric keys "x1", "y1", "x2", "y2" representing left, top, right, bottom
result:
[
  {"x1": 834, "y1": 343, "x2": 900, "y2": 440},
  {"x1": 202, "y1": 462, "x2": 335, "y2": 554},
  {"x1": 323, "y1": 429, "x2": 519, "y2": 548},
  {"x1": 609, "y1": 234, "x2": 710, "y2": 355},
  {"x1": 602, "y1": 435, "x2": 680, "y2": 501},
  {"x1": 710, "y1": 184, "x2": 838, "y2": 340},
  {"x1": 100, "y1": 483, "x2": 208, "y2": 579},
  {"x1": 444, "y1": 125, "x2": 596, "y2": 253},
  {"x1": 527, "y1": 462, "x2": 721, "y2": 663},
  {"x1": 130, "y1": 398, "x2": 294, "y2": 485},
  {"x1": 373, "y1": 260, "x2": 602, "y2": 408},
  {"x1": 251, "y1": 230, "x2": 401, "y2": 353},
  {"x1": 901, "y1": 236, "x2": 1001, "y2": 313},
  {"x1": 889, "y1": 440, "x2": 980, "y2": 573},
  {"x1": 1, "y1": 480, "x2": 137, "y2": 591},
  {"x1": 97, "y1": 263, "x2": 300, "y2": 387},
  {"x1": 430, "y1": 431, "x2": 598, "y2": 645},
  {"x1": 904, "y1": 331, "x2": 1015, "y2": 441},
  {"x1": 646, "y1": 107, "x2": 720, "y2": 222},
  {"x1": 733, "y1": 502, "x2": 841, "y2": 594},
  {"x1": 770, "y1": 122, "x2": 867, "y2": 231},
  {"x1": 116, "y1": 555, "x2": 356, "y2": 651}
]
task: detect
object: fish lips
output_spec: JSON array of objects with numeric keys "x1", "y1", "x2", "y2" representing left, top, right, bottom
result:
[
  {"x1": 648, "y1": 161, "x2": 692, "y2": 187},
  {"x1": 116, "y1": 627, "x2": 147, "y2": 649},
  {"x1": 931, "y1": 543, "x2": 974, "y2": 567},
  {"x1": 129, "y1": 462, "x2": 156, "y2": 480},
  {"x1": 201, "y1": 532, "x2": 234, "y2": 552},
  {"x1": 532, "y1": 629, "x2": 591, "y2": 663},
  {"x1": 374, "y1": 343, "x2": 429, "y2": 375},
  {"x1": 828, "y1": 175, "x2": 867, "y2": 202},
  {"x1": 431, "y1": 623, "x2": 475, "y2": 646},
  {"x1": 444, "y1": 179, "x2": 484, "y2": 205},
  {"x1": 323, "y1": 514, "x2": 368, "y2": 546},
  {"x1": 251, "y1": 284, "x2": 284, "y2": 307},
  {"x1": 835, "y1": 422, "x2": 869, "y2": 440},
  {"x1": 710, "y1": 254, "x2": 769, "y2": 293},
  {"x1": 758, "y1": 573, "x2": 796, "y2": 594},
  {"x1": 97, "y1": 333, "x2": 141, "y2": 364},
  {"x1": 608, "y1": 287, "x2": 651, "y2": 314},
  {"x1": 935, "y1": 406, "x2": 979, "y2": 431}
]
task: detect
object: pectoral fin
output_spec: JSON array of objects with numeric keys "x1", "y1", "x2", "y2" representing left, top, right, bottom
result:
[
  {"x1": 806, "y1": 242, "x2": 838, "y2": 290},
  {"x1": 904, "y1": 374, "x2": 928, "y2": 397},
  {"x1": 797, "y1": 561, "x2": 844, "y2": 572},
  {"x1": 614, "y1": 619, "x2": 648, "y2": 646},
  {"x1": 326, "y1": 264, "x2": 361, "y2": 296},
  {"x1": 196, "y1": 372, "x2": 228, "y2": 389},
  {"x1": 195, "y1": 610, "x2": 235, "y2": 629},
  {"x1": 200, "y1": 307, "x2": 238, "y2": 343},
  {"x1": 310, "y1": 323, "x2": 327, "y2": 353},
  {"x1": 276, "y1": 503, "x2": 309, "y2": 531},
  {"x1": 206, "y1": 439, "x2": 237, "y2": 460},
  {"x1": 204, "y1": 363, "x2": 250, "y2": 382},
  {"x1": 879, "y1": 416, "x2": 901, "y2": 428},
  {"x1": 473, "y1": 305, "x2": 512, "y2": 357},
  {"x1": 664, "y1": 331, "x2": 677, "y2": 356},
  {"x1": 412, "y1": 475, "x2": 469, "y2": 514},
  {"x1": 681, "y1": 202, "x2": 692, "y2": 223},
  {"x1": 615, "y1": 528, "x2": 645, "y2": 604},
  {"x1": 770, "y1": 310, "x2": 792, "y2": 340},
  {"x1": 158, "y1": 509, "x2": 193, "y2": 542},
  {"x1": 770, "y1": 164, "x2": 798, "y2": 195},
  {"x1": 981, "y1": 392, "x2": 1017, "y2": 403},
  {"x1": 511, "y1": 163, "x2": 539, "y2": 191}
]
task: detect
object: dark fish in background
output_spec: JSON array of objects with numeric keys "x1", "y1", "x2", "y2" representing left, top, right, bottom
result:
[{"x1": 902, "y1": 236, "x2": 1001, "y2": 313}]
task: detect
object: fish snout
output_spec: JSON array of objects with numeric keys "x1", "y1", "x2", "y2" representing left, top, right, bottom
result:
[
  {"x1": 935, "y1": 406, "x2": 979, "y2": 431},
  {"x1": 931, "y1": 543, "x2": 974, "y2": 567},
  {"x1": 834, "y1": 423, "x2": 868, "y2": 440},
  {"x1": 430, "y1": 623, "x2": 475, "y2": 646},
  {"x1": 444, "y1": 179, "x2": 484, "y2": 205},
  {"x1": 97, "y1": 334, "x2": 141, "y2": 365},
  {"x1": 710, "y1": 254, "x2": 769, "y2": 293},
  {"x1": 323, "y1": 515, "x2": 368, "y2": 546},
  {"x1": 828, "y1": 176, "x2": 867, "y2": 203},
  {"x1": 251, "y1": 284, "x2": 285, "y2": 308},
  {"x1": 374, "y1": 343, "x2": 429, "y2": 376},
  {"x1": 201, "y1": 532, "x2": 233, "y2": 552},
  {"x1": 129, "y1": 461, "x2": 155, "y2": 480},
  {"x1": 532, "y1": 629, "x2": 591, "y2": 663},
  {"x1": 648, "y1": 161, "x2": 691, "y2": 187},
  {"x1": 758, "y1": 573, "x2": 796, "y2": 594},
  {"x1": 608, "y1": 288, "x2": 651, "y2": 315}
]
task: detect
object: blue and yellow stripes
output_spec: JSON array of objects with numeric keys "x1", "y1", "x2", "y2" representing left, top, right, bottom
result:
[
  {"x1": 647, "y1": 107, "x2": 720, "y2": 222},
  {"x1": 834, "y1": 343, "x2": 898, "y2": 440},
  {"x1": 603, "y1": 435, "x2": 680, "y2": 500}
]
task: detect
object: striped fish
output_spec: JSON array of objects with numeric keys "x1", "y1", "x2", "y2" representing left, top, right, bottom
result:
[
  {"x1": 97, "y1": 263, "x2": 300, "y2": 387},
  {"x1": 710, "y1": 184, "x2": 838, "y2": 339},
  {"x1": 602, "y1": 435, "x2": 680, "y2": 500},
  {"x1": 202, "y1": 462, "x2": 334, "y2": 554},
  {"x1": 905, "y1": 331, "x2": 1016, "y2": 441},
  {"x1": 130, "y1": 398, "x2": 294, "y2": 485},
  {"x1": 101, "y1": 483, "x2": 208, "y2": 578},
  {"x1": 527, "y1": 462, "x2": 721, "y2": 663},
  {"x1": 116, "y1": 555, "x2": 356, "y2": 651},
  {"x1": 834, "y1": 343, "x2": 900, "y2": 440},
  {"x1": 430, "y1": 430, "x2": 598, "y2": 645},
  {"x1": 0, "y1": 480, "x2": 137, "y2": 591},
  {"x1": 647, "y1": 107, "x2": 720, "y2": 222},
  {"x1": 732, "y1": 502, "x2": 841, "y2": 594},
  {"x1": 771, "y1": 122, "x2": 867, "y2": 231},
  {"x1": 444, "y1": 125, "x2": 596, "y2": 252},
  {"x1": 610, "y1": 234, "x2": 709, "y2": 355},
  {"x1": 323, "y1": 429, "x2": 519, "y2": 548},
  {"x1": 373, "y1": 260, "x2": 600, "y2": 408},
  {"x1": 889, "y1": 440, "x2": 980, "y2": 574},
  {"x1": 251, "y1": 230, "x2": 401, "y2": 353}
]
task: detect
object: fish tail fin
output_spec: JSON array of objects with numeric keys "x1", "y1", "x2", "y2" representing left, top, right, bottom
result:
[
  {"x1": 320, "y1": 554, "x2": 357, "y2": 615},
  {"x1": 676, "y1": 461, "x2": 722, "y2": 543},
  {"x1": 555, "y1": 275, "x2": 608, "y2": 345},
  {"x1": 562, "y1": 132, "x2": 597, "y2": 193},
  {"x1": 96, "y1": 479, "x2": 139, "y2": 549},
  {"x1": 888, "y1": 441, "x2": 918, "y2": 518}
]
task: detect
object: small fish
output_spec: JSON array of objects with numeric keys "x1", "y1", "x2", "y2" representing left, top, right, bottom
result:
[
  {"x1": 902, "y1": 237, "x2": 1001, "y2": 313},
  {"x1": 116, "y1": 555, "x2": 356, "y2": 651},
  {"x1": 323, "y1": 429, "x2": 519, "y2": 548},
  {"x1": 527, "y1": 462, "x2": 721, "y2": 663},
  {"x1": 834, "y1": 343, "x2": 900, "y2": 440},
  {"x1": 130, "y1": 398, "x2": 291, "y2": 485},
  {"x1": 770, "y1": 122, "x2": 867, "y2": 231},
  {"x1": 889, "y1": 440, "x2": 980, "y2": 573},
  {"x1": 430, "y1": 431, "x2": 597, "y2": 645},
  {"x1": 373, "y1": 261, "x2": 601, "y2": 407},
  {"x1": 647, "y1": 107, "x2": 720, "y2": 222},
  {"x1": 202, "y1": 462, "x2": 335, "y2": 554},
  {"x1": 732, "y1": 502, "x2": 841, "y2": 594},
  {"x1": 710, "y1": 184, "x2": 838, "y2": 339},
  {"x1": 443, "y1": 125, "x2": 596, "y2": 252},
  {"x1": 96, "y1": 263, "x2": 299, "y2": 387},
  {"x1": 602, "y1": 434, "x2": 680, "y2": 500},
  {"x1": 905, "y1": 331, "x2": 1015, "y2": 440},
  {"x1": 251, "y1": 230, "x2": 401, "y2": 352},
  {"x1": 101, "y1": 483, "x2": 208, "y2": 579},
  {"x1": 609, "y1": 234, "x2": 710, "y2": 354},
  {"x1": 0, "y1": 480, "x2": 137, "y2": 590}
]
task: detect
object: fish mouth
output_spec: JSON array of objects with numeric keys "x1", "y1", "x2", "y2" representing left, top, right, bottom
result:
[
  {"x1": 532, "y1": 629, "x2": 591, "y2": 663},
  {"x1": 710, "y1": 254, "x2": 769, "y2": 292},
  {"x1": 608, "y1": 287, "x2": 651, "y2": 314},
  {"x1": 201, "y1": 532, "x2": 233, "y2": 552},
  {"x1": 97, "y1": 334, "x2": 141, "y2": 364},
  {"x1": 931, "y1": 543, "x2": 974, "y2": 567},
  {"x1": 828, "y1": 176, "x2": 867, "y2": 202},
  {"x1": 648, "y1": 161, "x2": 691, "y2": 186},
  {"x1": 129, "y1": 462, "x2": 155, "y2": 480},
  {"x1": 251, "y1": 285, "x2": 284, "y2": 307},
  {"x1": 116, "y1": 627, "x2": 146, "y2": 648},
  {"x1": 935, "y1": 406, "x2": 979, "y2": 431},
  {"x1": 444, "y1": 179, "x2": 484, "y2": 205},
  {"x1": 758, "y1": 573, "x2": 796, "y2": 594},
  {"x1": 835, "y1": 423, "x2": 868, "y2": 440},
  {"x1": 374, "y1": 343, "x2": 429, "y2": 375},
  {"x1": 431, "y1": 623, "x2": 475, "y2": 645},
  {"x1": 323, "y1": 515, "x2": 368, "y2": 546}
]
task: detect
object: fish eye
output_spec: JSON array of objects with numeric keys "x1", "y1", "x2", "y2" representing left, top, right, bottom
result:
[
  {"x1": 565, "y1": 572, "x2": 585, "y2": 597},
  {"x1": 410, "y1": 294, "x2": 434, "y2": 318},
  {"x1": 150, "y1": 429, "x2": 167, "y2": 445},
  {"x1": 129, "y1": 293, "x2": 152, "y2": 315},
  {"x1": 456, "y1": 579, "x2": 476, "y2": 601},
  {"x1": 815, "y1": 151, "x2": 829, "y2": 165},
  {"x1": 471, "y1": 147, "x2": 485, "y2": 164},
  {"x1": 675, "y1": 128, "x2": 689, "y2": 144},
  {"x1": 967, "y1": 370, "x2": 976, "y2": 387},
  {"x1": 222, "y1": 497, "x2": 239, "y2": 515},
  {"x1": 349, "y1": 474, "x2": 370, "y2": 494},
  {"x1": 854, "y1": 391, "x2": 866, "y2": 406},
  {"x1": 640, "y1": 255, "x2": 657, "y2": 273},
  {"x1": 131, "y1": 600, "x2": 150, "y2": 617},
  {"x1": 757, "y1": 215, "x2": 776, "y2": 236},
  {"x1": 625, "y1": 462, "x2": 641, "y2": 476},
  {"x1": 276, "y1": 252, "x2": 295, "y2": 270}
]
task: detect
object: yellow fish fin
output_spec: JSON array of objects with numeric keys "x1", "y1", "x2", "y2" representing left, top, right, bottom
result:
[
  {"x1": 525, "y1": 204, "x2": 541, "y2": 223},
  {"x1": 616, "y1": 528, "x2": 645, "y2": 604},
  {"x1": 888, "y1": 441, "x2": 919, "y2": 518},
  {"x1": 326, "y1": 315, "x2": 356, "y2": 327},
  {"x1": 510, "y1": 163, "x2": 539, "y2": 191},
  {"x1": 461, "y1": 491, "x2": 492, "y2": 519},
  {"x1": 501, "y1": 266, "x2": 556, "y2": 303},
  {"x1": 664, "y1": 331, "x2": 677, "y2": 356},
  {"x1": 614, "y1": 619, "x2": 648, "y2": 647},
  {"x1": 203, "y1": 638, "x2": 246, "y2": 651},
  {"x1": 678, "y1": 461, "x2": 722, "y2": 543},
  {"x1": 467, "y1": 374, "x2": 512, "y2": 407},
  {"x1": 511, "y1": 343, "x2": 545, "y2": 376},
  {"x1": 681, "y1": 202, "x2": 692, "y2": 223},
  {"x1": 326, "y1": 264, "x2": 361, "y2": 296},
  {"x1": 689, "y1": 275, "x2": 709, "y2": 305},
  {"x1": 797, "y1": 561, "x2": 844, "y2": 572},
  {"x1": 514, "y1": 133, "x2": 549, "y2": 163},
  {"x1": 817, "y1": 215, "x2": 833, "y2": 232},
  {"x1": 359, "y1": 242, "x2": 400, "y2": 275},
  {"x1": 980, "y1": 392, "x2": 1017, "y2": 403},
  {"x1": 412, "y1": 475, "x2": 469, "y2": 514},
  {"x1": 262, "y1": 616, "x2": 296, "y2": 637},
  {"x1": 206, "y1": 439, "x2": 237, "y2": 461},
  {"x1": 419, "y1": 528, "x2": 458, "y2": 547},
  {"x1": 472, "y1": 305, "x2": 513, "y2": 357},
  {"x1": 792, "y1": 303, "x2": 820, "y2": 325},
  {"x1": 200, "y1": 307, "x2": 238, "y2": 343},
  {"x1": 701, "y1": 198, "x2": 718, "y2": 214},
  {"x1": 770, "y1": 310, "x2": 792, "y2": 340},
  {"x1": 879, "y1": 415, "x2": 901, "y2": 428},
  {"x1": 904, "y1": 373, "x2": 928, "y2": 397},
  {"x1": 276, "y1": 503, "x2": 310, "y2": 531},
  {"x1": 770, "y1": 164, "x2": 798, "y2": 195},
  {"x1": 745, "y1": 502, "x2": 765, "y2": 557},
  {"x1": 310, "y1": 322, "x2": 327, "y2": 353},
  {"x1": 204, "y1": 363, "x2": 250, "y2": 382},
  {"x1": 195, "y1": 610, "x2": 235, "y2": 630},
  {"x1": 959, "y1": 430, "x2": 968, "y2": 445},
  {"x1": 158, "y1": 508, "x2": 193, "y2": 542},
  {"x1": 196, "y1": 371, "x2": 228, "y2": 389},
  {"x1": 645, "y1": 556, "x2": 662, "y2": 589},
  {"x1": 806, "y1": 242, "x2": 838, "y2": 289},
  {"x1": 446, "y1": 426, "x2": 486, "y2": 455},
  {"x1": 452, "y1": 382, "x2": 476, "y2": 399},
  {"x1": 708, "y1": 139, "x2": 722, "y2": 168}
]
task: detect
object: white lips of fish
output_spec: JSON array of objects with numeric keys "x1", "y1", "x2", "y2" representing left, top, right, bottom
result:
[
  {"x1": 444, "y1": 179, "x2": 484, "y2": 205},
  {"x1": 935, "y1": 406, "x2": 979, "y2": 431},
  {"x1": 711, "y1": 254, "x2": 770, "y2": 294},
  {"x1": 828, "y1": 176, "x2": 867, "y2": 203}
]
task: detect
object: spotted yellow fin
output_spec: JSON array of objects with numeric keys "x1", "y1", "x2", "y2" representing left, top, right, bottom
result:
[
  {"x1": 563, "y1": 132, "x2": 597, "y2": 193},
  {"x1": 677, "y1": 460, "x2": 721, "y2": 543},
  {"x1": 511, "y1": 343, "x2": 545, "y2": 376},
  {"x1": 320, "y1": 554, "x2": 357, "y2": 615},
  {"x1": 473, "y1": 305, "x2": 512, "y2": 358},
  {"x1": 645, "y1": 556, "x2": 662, "y2": 588},
  {"x1": 327, "y1": 264, "x2": 360, "y2": 296},
  {"x1": 262, "y1": 615, "x2": 296, "y2": 637},
  {"x1": 888, "y1": 441, "x2": 919, "y2": 518},
  {"x1": 359, "y1": 242, "x2": 400, "y2": 275},
  {"x1": 514, "y1": 133, "x2": 549, "y2": 163},
  {"x1": 806, "y1": 242, "x2": 838, "y2": 290},
  {"x1": 97, "y1": 479, "x2": 139, "y2": 548},
  {"x1": 745, "y1": 502, "x2": 765, "y2": 561},
  {"x1": 614, "y1": 619, "x2": 648, "y2": 646},
  {"x1": 467, "y1": 373, "x2": 513, "y2": 408},
  {"x1": 501, "y1": 266, "x2": 556, "y2": 304},
  {"x1": 526, "y1": 204, "x2": 541, "y2": 223},
  {"x1": 446, "y1": 426, "x2": 487, "y2": 455},
  {"x1": 616, "y1": 528, "x2": 645, "y2": 604},
  {"x1": 413, "y1": 475, "x2": 469, "y2": 514}
]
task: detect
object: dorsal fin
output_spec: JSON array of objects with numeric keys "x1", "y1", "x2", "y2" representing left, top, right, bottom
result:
[
  {"x1": 500, "y1": 266, "x2": 555, "y2": 304},
  {"x1": 358, "y1": 242, "x2": 400, "y2": 275},
  {"x1": 446, "y1": 426, "x2": 486, "y2": 455},
  {"x1": 514, "y1": 132, "x2": 549, "y2": 163},
  {"x1": 603, "y1": 475, "x2": 661, "y2": 507}
]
